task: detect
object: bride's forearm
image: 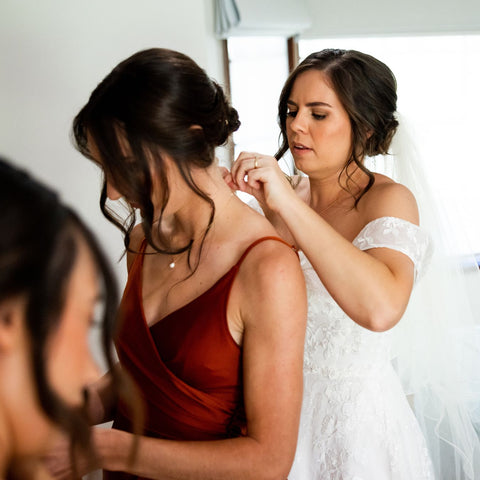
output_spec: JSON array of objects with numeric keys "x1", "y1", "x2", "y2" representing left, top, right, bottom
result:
[{"x1": 277, "y1": 194, "x2": 412, "y2": 331}]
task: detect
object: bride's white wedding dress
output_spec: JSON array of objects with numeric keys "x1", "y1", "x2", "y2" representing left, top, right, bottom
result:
[{"x1": 288, "y1": 216, "x2": 435, "y2": 480}]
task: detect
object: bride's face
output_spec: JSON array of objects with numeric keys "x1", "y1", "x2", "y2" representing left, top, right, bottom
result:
[{"x1": 286, "y1": 69, "x2": 353, "y2": 179}]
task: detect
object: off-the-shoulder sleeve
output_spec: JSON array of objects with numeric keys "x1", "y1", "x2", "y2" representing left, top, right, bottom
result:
[{"x1": 353, "y1": 216, "x2": 433, "y2": 281}]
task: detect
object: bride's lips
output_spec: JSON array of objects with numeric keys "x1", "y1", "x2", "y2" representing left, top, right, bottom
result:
[{"x1": 291, "y1": 142, "x2": 312, "y2": 155}]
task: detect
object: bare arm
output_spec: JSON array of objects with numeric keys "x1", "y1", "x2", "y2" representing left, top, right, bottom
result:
[
  {"x1": 232, "y1": 153, "x2": 418, "y2": 332},
  {"x1": 92, "y1": 242, "x2": 307, "y2": 480},
  {"x1": 273, "y1": 183, "x2": 417, "y2": 331}
]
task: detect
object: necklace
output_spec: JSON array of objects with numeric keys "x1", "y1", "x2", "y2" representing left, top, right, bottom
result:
[
  {"x1": 166, "y1": 227, "x2": 209, "y2": 270},
  {"x1": 168, "y1": 251, "x2": 186, "y2": 269},
  {"x1": 310, "y1": 192, "x2": 342, "y2": 216},
  {"x1": 167, "y1": 244, "x2": 192, "y2": 269},
  {"x1": 165, "y1": 191, "x2": 236, "y2": 269}
]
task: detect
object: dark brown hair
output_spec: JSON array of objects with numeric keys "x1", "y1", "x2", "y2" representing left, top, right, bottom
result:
[
  {"x1": 73, "y1": 48, "x2": 240, "y2": 264},
  {"x1": 0, "y1": 157, "x2": 122, "y2": 457},
  {"x1": 276, "y1": 49, "x2": 399, "y2": 206}
]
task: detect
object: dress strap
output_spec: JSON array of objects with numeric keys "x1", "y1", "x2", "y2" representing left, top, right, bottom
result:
[
  {"x1": 139, "y1": 238, "x2": 148, "y2": 253},
  {"x1": 235, "y1": 236, "x2": 296, "y2": 269},
  {"x1": 127, "y1": 238, "x2": 148, "y2": 273}
]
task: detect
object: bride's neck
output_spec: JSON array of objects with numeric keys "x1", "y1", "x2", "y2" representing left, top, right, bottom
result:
[{"x1": 308, "y1": 164, "x2": 367, "y2": 209}]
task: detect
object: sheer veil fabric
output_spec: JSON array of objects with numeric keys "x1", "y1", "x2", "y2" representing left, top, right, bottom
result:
[{"x1": 366, "y1": 115, "x2": 480, "y2": 479}]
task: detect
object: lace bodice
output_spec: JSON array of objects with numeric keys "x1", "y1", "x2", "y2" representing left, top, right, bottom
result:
[
  {"x1": 290, "y1": 216, "x2": 434, "y2": 479},
  {"x1": 300, "y1": 216, "x2": 432, "y2": 378}
]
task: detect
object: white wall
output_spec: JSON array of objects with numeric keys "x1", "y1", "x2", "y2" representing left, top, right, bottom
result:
[{"x1": 0, "y1": 0, "x2": 224, "y2": 289}]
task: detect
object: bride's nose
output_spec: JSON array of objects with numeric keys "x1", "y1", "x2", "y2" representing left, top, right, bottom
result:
[{"x1": 289, "y1": 112, "x2": 308, "y2": 134}]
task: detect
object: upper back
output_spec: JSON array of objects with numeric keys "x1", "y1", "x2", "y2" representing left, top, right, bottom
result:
[{"x1": 127, "y1": 198, "x2": 292, "y2": 327}]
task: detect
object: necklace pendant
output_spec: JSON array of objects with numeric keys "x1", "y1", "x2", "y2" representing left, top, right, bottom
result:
[{"x1": 169, "y1": 261, "x2": 175, "y2": 269}]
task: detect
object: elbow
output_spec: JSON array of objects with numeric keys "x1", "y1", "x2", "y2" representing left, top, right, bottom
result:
[
  {"x1": 368, "y1": 319, "x2": 397, "y2": 333},
  {"x1": 361, "y1": 301, "x2": 405, "y2": 333}
]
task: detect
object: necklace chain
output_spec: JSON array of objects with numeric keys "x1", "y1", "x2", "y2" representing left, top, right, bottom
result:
[
  {"x1": 310, "y1": 193, "x2": 342, "y2": 216},
  {"x1": 166, "y1": 191, "x2": 236, "y2": 269},
  {"x1": 169, "y1": 251, "x2": 187, "y2": 269},
  {"x1": 318, "y1": 198, "x2": 338, "y2": 215}
]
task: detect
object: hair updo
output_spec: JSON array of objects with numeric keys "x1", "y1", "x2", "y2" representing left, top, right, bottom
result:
[
  {"x1": 276, "y1": 48, "x2": 399, "y2": 206},
  {"x1": 73, "y1": 48, "x2": 240, "y2": 256}
]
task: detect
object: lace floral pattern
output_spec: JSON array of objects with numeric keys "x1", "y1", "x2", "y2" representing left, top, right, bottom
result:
[
  {"x1": 289, "y1": 217, "x2": 435, "y2": 480},
  {"x1": 354, "y1": 216, "x2": 432, "y2": 281}
]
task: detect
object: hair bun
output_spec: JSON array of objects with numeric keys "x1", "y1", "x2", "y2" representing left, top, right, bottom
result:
[
  {"x1": 203, "y1": 82, "x2": 240, "y2": 147},
  {"x1": 369, "y1": 114, "x2": 399, "y2": 155},
  {"x1": 224, "y1": 106, "x2": 240, "y2": 136}
]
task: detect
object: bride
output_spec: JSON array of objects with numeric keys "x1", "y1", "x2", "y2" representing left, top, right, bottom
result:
[{"x1": 230, "y1": 48, "x2": 479, "y2": 479}]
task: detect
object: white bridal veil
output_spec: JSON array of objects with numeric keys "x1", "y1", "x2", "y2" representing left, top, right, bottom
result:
[{"x1": 367, "y1": 115, "x2": 480, "y2": 480}]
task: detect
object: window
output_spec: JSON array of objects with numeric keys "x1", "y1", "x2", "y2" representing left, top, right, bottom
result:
[
  {"x1": 226, "y1": 34, "x2": 480, "y2": 255},
  {"x1": 227, "y1": 37, "x2": 289, "y2": 168},
  {"x1": 299, "y1": 35, "x2": 480, "y2": 255}
]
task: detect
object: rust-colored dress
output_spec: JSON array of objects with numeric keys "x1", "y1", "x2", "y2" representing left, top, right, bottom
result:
[{"x1": 105, "y1": 236, "x2": 291, "y2": 479}]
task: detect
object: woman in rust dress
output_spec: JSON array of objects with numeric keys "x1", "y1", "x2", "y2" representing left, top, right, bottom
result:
[{"x1": 47, "y1": 48, "x2": 307, "y2": 480}]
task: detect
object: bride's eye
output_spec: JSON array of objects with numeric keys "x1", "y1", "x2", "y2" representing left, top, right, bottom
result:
[{"x1": 286, "y1": 110, "x2": 298, "y2": 118}]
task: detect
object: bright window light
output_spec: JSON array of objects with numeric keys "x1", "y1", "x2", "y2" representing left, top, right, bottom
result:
[
  {"x1": 227, "y1": 35, "x2": 480, "y2": 255},
  {"x1": 228, "y1": 37, "x2": 289, "y2": 162},
  {"x1": 300, "y1": 35, "x2": 480, "y2": 255}
]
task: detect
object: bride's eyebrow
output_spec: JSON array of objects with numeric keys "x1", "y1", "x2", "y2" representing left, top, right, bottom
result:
[
  {"x1": 306, "y1": 101, "x2": 332, "y2": 108},
  {"x1": 287, "y1": 99, "x2": 332, "y2": 108}
]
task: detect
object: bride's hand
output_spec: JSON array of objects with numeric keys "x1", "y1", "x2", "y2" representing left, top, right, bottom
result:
[
  {"x1": 231, "y1": 152, "x2": 295, "y2": 212},
  {"x1": 218, "y1": 165, "x2": 236, "y2": 191}
]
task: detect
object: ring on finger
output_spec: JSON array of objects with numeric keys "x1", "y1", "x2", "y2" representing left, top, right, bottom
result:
[{"x1": 254, "y1": 157, "x2": 259, "y2": 169}]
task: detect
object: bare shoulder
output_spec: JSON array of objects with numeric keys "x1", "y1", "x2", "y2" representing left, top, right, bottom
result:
[
  {"x1": 361, "y1": 173, "x2": 419, "y2": 225},
  {"x1": 225, "y1": 203, "x2": 307, "y2": 337},
  {"x1": 237, "y1": 237, "x2": 304, "y2": 296},
  {"x1": 233, "y1": 236, "x2": 306, "y2": 332},
  {"x1": 224, "y1": 197, "x2": 303, "y2": 289},
  {"x1": 244, "y1": 236, "x2": 299, "y2": 265}
]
